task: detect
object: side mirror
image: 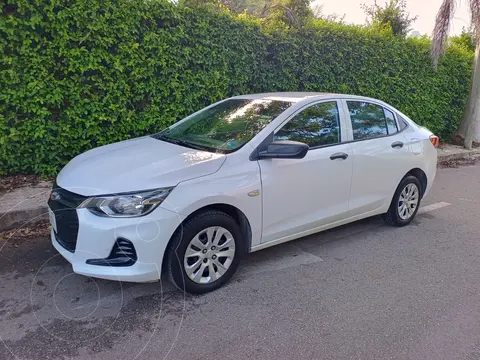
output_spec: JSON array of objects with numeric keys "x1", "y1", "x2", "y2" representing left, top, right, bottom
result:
[{"x1": 258, "y1": 140, "x2": 309, "y2": 159}]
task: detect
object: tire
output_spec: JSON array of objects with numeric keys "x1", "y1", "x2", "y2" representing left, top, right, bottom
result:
[
  {"x1": 382, "y1": 175, "x2": 422, "y2": 227},
  {"x1": 165, "y1": 210, "x2": 245, "y2": 294}
]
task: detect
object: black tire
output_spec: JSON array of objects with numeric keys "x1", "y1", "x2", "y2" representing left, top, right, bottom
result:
[
  {"x1": 382, "y1": 175, "x2": 422, "y2": 227},
  {"x1": 165, "y1": 210, "x2": 245, "y2": 294}
]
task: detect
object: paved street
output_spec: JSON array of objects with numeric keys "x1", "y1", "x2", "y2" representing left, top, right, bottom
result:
[{"x1": 1, "y1": 164, "x2": 480, "y2": 360}]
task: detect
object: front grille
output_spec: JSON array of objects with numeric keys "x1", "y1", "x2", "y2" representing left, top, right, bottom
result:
[{"x1": 48, "y1": 182, "x2": 88, "y2": 253}]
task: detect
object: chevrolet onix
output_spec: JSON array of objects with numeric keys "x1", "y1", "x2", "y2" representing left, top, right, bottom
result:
[{"x1": 48, "y1": 92, "x2": 438, "y2": 293}]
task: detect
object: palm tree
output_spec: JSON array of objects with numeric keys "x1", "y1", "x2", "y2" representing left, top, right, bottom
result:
[{"x1": 431, "y1": 0, "x2": 480, "y2": 149}]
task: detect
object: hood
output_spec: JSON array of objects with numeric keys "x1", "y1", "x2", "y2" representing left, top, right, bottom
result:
[{"x1": 57, "y1": 136, "x2": 226, "y2": 196}]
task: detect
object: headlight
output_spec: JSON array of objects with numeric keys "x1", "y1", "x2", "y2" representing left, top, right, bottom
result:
[{"x1": 78, "y1": 187, "x2": 174, "y2": 218}]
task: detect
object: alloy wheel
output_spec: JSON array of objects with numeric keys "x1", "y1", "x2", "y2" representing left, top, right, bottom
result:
[
  {"x1": 397, "y1": 183, "x2": 419, "y2": 220},
  {"x1": 183, "y1": 226, "x2": 236, "y2": 284}
]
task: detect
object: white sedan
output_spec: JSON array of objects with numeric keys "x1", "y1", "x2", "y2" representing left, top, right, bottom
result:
[{"x1": 48, "y1": 92, "x2": 438, "y2": 293}]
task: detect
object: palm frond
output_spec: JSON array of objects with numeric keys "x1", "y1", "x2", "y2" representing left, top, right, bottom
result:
[{"x1": 431, "y1": 0, "x2": 455, "y2": 69}]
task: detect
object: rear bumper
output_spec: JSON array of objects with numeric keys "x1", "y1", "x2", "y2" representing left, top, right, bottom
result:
[
  {"x1": 51, "y1": 206, "x2": 184, "y2": 283},
  {"x1": 423, "y1": 147, "x2": 438, "y2": 198}
]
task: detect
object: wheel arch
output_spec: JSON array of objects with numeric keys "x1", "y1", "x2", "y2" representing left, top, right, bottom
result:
[
  {"x1": 162, "y1": 203, "x2": 253, "y2": 273},
  {"x1": 405, "y1": 168, "x2": 428, "y2": 197}
]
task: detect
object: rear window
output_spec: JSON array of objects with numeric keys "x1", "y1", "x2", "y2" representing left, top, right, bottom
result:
[
  {"x1": 347, "y1": 101, "x2": 388, "y2": 140},
  {"x1": 384, "y1": 108, "x2": 398, "y2": 134},
  {"x1": 397, "y1": 115, "x2": 409, "y2": 131}
]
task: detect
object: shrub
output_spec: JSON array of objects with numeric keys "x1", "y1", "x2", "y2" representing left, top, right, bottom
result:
[{"x1": 0, "y1": 0, "x2": 473, "y2": 176}]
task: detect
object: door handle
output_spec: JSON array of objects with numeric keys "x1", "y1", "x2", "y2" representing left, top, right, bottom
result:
[
  {"x1": 330, "y1": 152, "x2": 348, "y2": 160},
  {"x1": 391, "y1": 141, "x2": 404, "y2": 149}
]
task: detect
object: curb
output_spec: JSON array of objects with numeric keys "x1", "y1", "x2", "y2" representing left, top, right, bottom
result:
[
  {"x1": 0, "y1": 207, "x2": 49, "y2": 233},
  {"x1": 1, "y1": 149, "x2": 480, "y2": 233},
  {"x1": 437, "y1": 149, "x2": 480, "y2": 163},
  {"x1": 0, "y1": 182, "x2": 52, "y2": 233}
]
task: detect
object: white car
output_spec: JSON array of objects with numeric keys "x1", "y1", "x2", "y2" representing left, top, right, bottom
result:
[{"x1": 48, "y1": 92, "x2": 438, "y2": 294}]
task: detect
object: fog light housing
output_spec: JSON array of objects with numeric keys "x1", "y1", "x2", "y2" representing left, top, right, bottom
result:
[{"x1": 86, "y1": 238, "x2": 137, "y2": 267}]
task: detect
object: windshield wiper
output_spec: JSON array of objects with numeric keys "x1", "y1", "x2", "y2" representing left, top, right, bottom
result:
[{"x1": 153, "y1": 134, "x2": 209, "y2": 151}]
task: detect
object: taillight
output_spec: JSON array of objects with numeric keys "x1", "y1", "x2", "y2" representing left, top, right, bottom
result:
[{"x1": 429, "y1": 135, "x2": 439, "y2": 148}]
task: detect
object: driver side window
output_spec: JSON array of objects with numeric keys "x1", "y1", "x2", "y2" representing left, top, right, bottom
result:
[{"x1": 274, "y1": 101, "x2": 341, "y2": 148}]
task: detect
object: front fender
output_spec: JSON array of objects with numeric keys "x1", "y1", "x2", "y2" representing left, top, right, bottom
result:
[{"x1": 160, "y1": 155, "x2": 263, "y2": 248}]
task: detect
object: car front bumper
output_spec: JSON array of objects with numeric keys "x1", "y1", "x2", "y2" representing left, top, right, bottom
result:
[{"x1": 51, "y1": 206, "x2": 184, "y2": 282}]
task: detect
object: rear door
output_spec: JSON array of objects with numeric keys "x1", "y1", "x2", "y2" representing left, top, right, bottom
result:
[
  {"x1": 258, "y1": 100, "x2": 353, "y2": 244},
  {"x1": 343, "y1": 99, "x2": 414, "y2": 215}
]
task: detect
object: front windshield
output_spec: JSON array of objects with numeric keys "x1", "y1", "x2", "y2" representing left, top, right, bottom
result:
[{"x1": 152, "y1": 99, "x2": 292, "y2": 153}]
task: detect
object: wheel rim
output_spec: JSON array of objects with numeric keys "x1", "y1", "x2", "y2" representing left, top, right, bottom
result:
[
  {"x1": 183, "y1": 226, "x2": 236, "y2": 284},
  {"x1": 397, "y1": 183, "x2": 419, "y2": 220}
]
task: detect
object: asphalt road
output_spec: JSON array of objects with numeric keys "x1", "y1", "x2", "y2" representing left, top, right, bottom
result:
[{"x1": 1, "y1": 164, "x2": 480, "y2": 360}]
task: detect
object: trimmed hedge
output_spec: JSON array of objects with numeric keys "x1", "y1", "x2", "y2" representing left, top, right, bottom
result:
[{"x1": 0, "y1": 0, "x2": 473, "y2": 176}]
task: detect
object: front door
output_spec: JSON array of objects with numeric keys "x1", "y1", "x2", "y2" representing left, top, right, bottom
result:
[{"x1": 258, "y1": 100, "x2": 353, "y2": 244}]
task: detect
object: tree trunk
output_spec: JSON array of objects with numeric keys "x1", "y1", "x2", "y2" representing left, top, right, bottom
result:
[{"x1": 452, "y1": 44, "x2": 480, "y2": 149}]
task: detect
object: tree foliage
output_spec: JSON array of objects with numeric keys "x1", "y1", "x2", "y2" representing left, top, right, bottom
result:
[
  {"x1": 362, "y1": 0, "x2": 417, "y2": 36},
  {"x1": 311, "y1": 3, "x2": 346, "y2": 23},
  {"x1": 227, "y1": 0, "x2": 267, "y2": 14},
  {"x1": 0, "y1": 0, "x2": 473, "y2": 176},
  {"x1": 182, "y1": 0, "x2": 313, "y2": 27},
  {"x1": 450, "y1": 28, "x2": 476, "y2": 53},
  {"x1": 181, "y1": 0, "x2": 263, "y2": 14}
]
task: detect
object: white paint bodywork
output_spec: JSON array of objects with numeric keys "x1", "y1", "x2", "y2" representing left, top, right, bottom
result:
[
  {"x1": 52, "y1": 92, "x2": 438, "y2": 282},
  {"x1": 57, "y1": 136, "x2": 226, "y2": 195}
]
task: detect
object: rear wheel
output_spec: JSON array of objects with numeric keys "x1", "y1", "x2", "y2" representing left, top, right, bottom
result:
[
  {"x1": 165, "y1": 210, "x2": 244, "y2": 294},
  {"x1": 382, "y1": 175, "x2": 421, "y2": 227}
]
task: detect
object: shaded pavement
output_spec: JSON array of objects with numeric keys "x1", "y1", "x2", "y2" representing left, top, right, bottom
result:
[{"x1": 1, "y1": 164, "x2": 480, "y2": 360}]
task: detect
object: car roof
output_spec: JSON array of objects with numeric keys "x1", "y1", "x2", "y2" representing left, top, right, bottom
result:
[{"x1": 231, "y1": 92, "x2": 387, "y2": 104}]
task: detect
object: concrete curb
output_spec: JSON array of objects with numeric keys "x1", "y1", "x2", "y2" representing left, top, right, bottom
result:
[
  {"x1": 0, "y1": 208, "x2": 49, "y2": 233},
  {"x1": 437, "y1": 148, "x2": 480, "y2": 163},
  {"x1": 0, "y1": 182, "x2": 52, "y2": 232},
  {"x1": 1, "y1": 147, "x2": 480, "y2": 232}
]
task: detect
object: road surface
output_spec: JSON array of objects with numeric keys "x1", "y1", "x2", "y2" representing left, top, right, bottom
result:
[{"x1": 1, "y1": 164, "x2": 480, "y2": 360}]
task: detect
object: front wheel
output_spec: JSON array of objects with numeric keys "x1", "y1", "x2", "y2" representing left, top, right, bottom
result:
[
  {"x1": 382, "y1": 175, "x2": 422, "y2": 227},
  {"x1": 165, "y1": 210, "x2": 244, "y2": 294}
]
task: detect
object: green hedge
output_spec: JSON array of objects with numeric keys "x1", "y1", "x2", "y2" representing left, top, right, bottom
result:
[{"x1": 0, "y1": 0, "x2": 473, "y2": 176}]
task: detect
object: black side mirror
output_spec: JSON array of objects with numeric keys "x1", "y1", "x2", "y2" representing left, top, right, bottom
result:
[{"x1": 257, "y1": 140, "x2": 309, "y2": 159}]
